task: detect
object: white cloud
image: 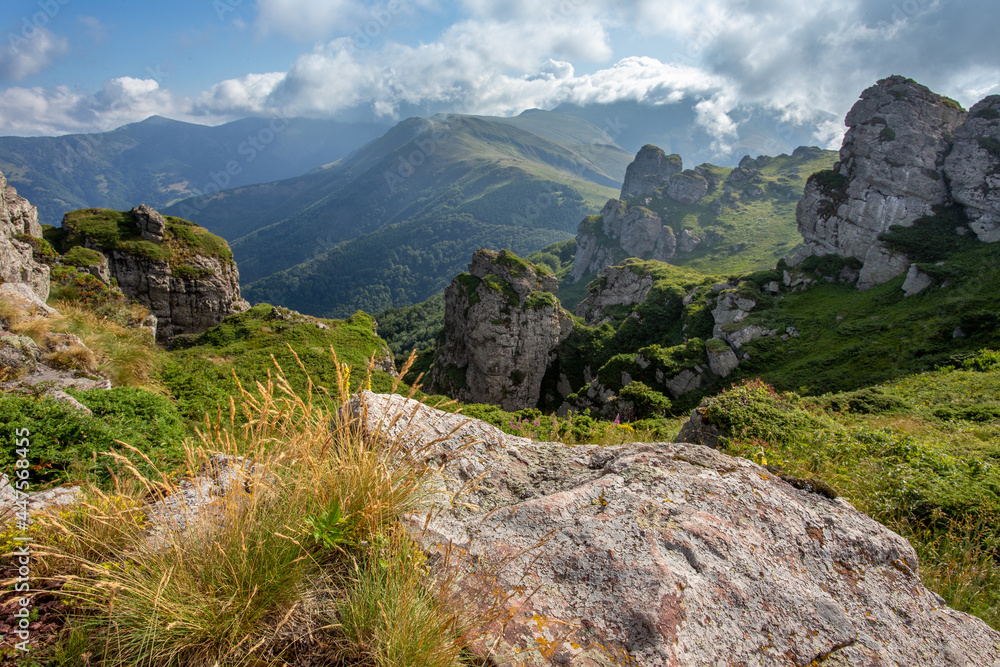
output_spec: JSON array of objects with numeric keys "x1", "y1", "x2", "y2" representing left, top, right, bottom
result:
[
  {"x1": 0, "y1": 78, "x2": 201, "y2": 136},
  {"x1": 78, "y1": 15, "x2": 109, "y2": 45},
  {"x1": 1, "y1": 0, "x2": 997, "y2": 147},
  {"x1": 199, "y1": 72, "x2": 286, "y2": 113},
  {"x1": 0, "y1": 27, "x2": 69, "y2": 81},
  {"x1": 255, "y1": 0, "x2": 382, "y2": 41}
]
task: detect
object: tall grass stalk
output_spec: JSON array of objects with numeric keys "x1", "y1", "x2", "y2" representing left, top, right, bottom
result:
[{"x1": 34, "y1": 349, "x2": 472, "y2": 666}]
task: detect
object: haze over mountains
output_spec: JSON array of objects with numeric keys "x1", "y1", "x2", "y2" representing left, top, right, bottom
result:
[{"x1": 0, "y1": 116, "x2": 393, "y2": 225}]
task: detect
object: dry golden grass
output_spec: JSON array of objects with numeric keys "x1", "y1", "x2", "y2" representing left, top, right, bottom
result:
[
  {"x1": 48, "y1": 300, "x2": 164, "y2": 388},
  {"x1": 32, "y1": 350, "x2": 484, "y2": 667}
]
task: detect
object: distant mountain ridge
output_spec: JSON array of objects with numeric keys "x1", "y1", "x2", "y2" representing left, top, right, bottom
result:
[
  {"x1": 0, "y1": 116, "x2": 392, "y2": 225},
  {"x1": 163, "y1": 112, "x2": 635, "y2": 317}
]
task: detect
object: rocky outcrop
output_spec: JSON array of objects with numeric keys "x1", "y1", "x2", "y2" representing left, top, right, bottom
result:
[
  {"x1": 0, "y1": 171, "x2": 49, "y2": 301},
  {"x1": 706, "y1": 338, "x2": 739, "y2": 377},
  {"x1": 794, "y1": 76, "x2": 1000, "y2": 289},
  {"x1": 620, "y1": 145, "x2": 682, "y2": 200},
  {"x1": 944, "y1": 95, "x2": 1000, "y2": 242},
  {"x1": 64, "y1": 207, "x2": 249, "y2": 344},
  {"x1": 902, "y1": 263, "x2": 934, "y2": 296},
  {"x1": 431, "y1": 249, "x2": 573, "y2": 411},
  {"x1": 677, "y1": 228, "x2": 701, "y2": 253},
  {"x1": 106, "y1": 251, "x2": 247, "y2": 344},
  {"x1": 352, "y1": 392, "x2": 1000, "y2": 666},
  {"x1": 132, "y1": 204, "x2": 167, "y2": 243},
  {"x1": 0, "y1": 284, "x2": 111, "y2": 408},
  {"x1": 574, "y1": 260, "x2": 654, "y2": 326},
  {"x1": 665, "y1": 170, "x2": 709, "y2": 204},
  {"x1": 571, "y1": 199, "x2": 677, "y2": 281}
]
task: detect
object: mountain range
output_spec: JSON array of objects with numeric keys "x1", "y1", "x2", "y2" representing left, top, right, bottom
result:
[{"x1": 0, "y1": 115, "x2": 392, "y2": 225}]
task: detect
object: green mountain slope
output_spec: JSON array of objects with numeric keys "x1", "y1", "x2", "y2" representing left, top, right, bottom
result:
[
  {"x1": 173, "y1": 114, "x2": 627, "y2": 286},
  {"x1": 0, "y1": 116, "x2": 390, "y2": 225},
  {"x1": 647, "y1": 148, "x2": 838, "y2": 275},
  {"x1": 570, "y1": 146, "x2": 838, "y2": 294}
]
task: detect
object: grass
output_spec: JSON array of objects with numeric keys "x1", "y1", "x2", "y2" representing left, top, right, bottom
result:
[
  {"x1": 704, "y1": 359, "x2": 1000, "y2": 630},
  {"x1": 48, "y1": 300, "x2": 163, "y2": 388},
  {"x1": 56, "y1": 208, "x2": 233, "y2": 268},
  {"x1": 733, "y1": 240, "x2": 1000, "y2": 395},
  {"x1": 16, "y1": 352, "x2": 477, "y2": 666},
  {"x1": 160, "y1": 303, "x2": 397, "y2": 423}
]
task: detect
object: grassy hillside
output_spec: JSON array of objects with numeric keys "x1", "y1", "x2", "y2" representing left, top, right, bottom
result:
[
  {"x1": 0, "y1": 116, "x2": 390, "y2": 225},
  {"x1": 703, "y1": 364, "x2": 1000, "y2": 628},
  {"x1": 618, "y1": 146, "x2": 838, "y2": 276}
]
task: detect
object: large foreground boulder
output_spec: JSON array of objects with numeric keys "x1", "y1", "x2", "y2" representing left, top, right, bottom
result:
[{"x1": 352, "y1": 391, "x2": 1000, "y2": 666}]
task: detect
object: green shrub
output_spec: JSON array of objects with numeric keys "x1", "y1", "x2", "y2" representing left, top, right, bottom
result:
[
  {"x1": 704, "y1": 378, "x2": 827, "y2": 446},
  {"x1": 62, "y1": 246, "x2": 106, "y2": 267},
  {"x1": 49, "y1": 265, "x2": 119, "y2": 307},
  {"x1": 880, "y1": 205, "x2": 977, "y2": 262},
  {"x1": 808, "y1": 169, "x2": 847, "y2": 191},
  {"x1": 819, "y1": 387, "x2": 910, "y2": 414},
  {"x1": 618, "y1": 381, "x2": 671, "y2": 419},
  {"x1": 170, "y1": 264, "x2": 215, "y2": 279},
  {"x1": 0, "y1": 389, "x2": 188, "y2": 484}
]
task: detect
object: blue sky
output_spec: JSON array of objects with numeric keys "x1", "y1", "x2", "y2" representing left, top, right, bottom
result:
[{"x1": 1, "y1": 0, "x2": 998, "y2": 149}]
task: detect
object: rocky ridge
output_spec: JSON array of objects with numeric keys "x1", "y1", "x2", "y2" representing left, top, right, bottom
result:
[
  {"x1": 431, "y1": 249, "x2": 573, "y2": 411},
  {"x1": 60, "y1": 206, "x2": 249, "y2": 344},
  {"x1": 795, "y1": 76, "x2": 1000, "y2": 288},
  {"x1": 350, "y1": 391, "x2": 1000, "y2": 666},
  {"x1": 572, "y1": 144, "x2": 836, "y2": 283}
]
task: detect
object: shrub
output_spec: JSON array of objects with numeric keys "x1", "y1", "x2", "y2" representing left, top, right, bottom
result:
[
  {"x1": 0, "y1": 388, "x2": 187, "y2": 484},
  {"x1": 62, "y1": 246, "x2": 106, "y2": 268},
  {"x1": 879, "y1": 204, "x2": 977, "y2": 262},
  {"x1": 820, "y1": 387, "x2": 910, "y2": 415},
  {"x1": 618, "y1": 381, "x2": 671, "y2": 419},
  {"x1": 704, "y1": 378, "x2": 827, "y2": 446},
  {"x1": 808, "y1": 169, "x2": 847, "y2": 191}
]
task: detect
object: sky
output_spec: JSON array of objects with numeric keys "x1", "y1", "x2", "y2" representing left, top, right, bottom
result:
[{"x1": 1, "y1": 0, "x2": 998, "y2": 150}]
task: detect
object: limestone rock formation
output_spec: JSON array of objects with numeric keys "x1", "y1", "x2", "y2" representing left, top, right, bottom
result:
[
  {"x1": 431, "y1": 249, "x2": 573, "y2": 411},
  {"x1": 574, "y1": 260, "x2": 654, "y2": 326},
  {"x1": 944, "y1": 95, "x2": 1000, "y2": 242},
  {"x1": 794, "y1": 76, "x2": 1000, "y2": 289},
  {"x1": 706, "y1": 339, "x2": 739, "y2": 377},
  {"x1": 132, "y1": 204, "x2": 167, "y2": 243},
  {"x1": 620, "y1": 144, "x2": 682, "y2": 200},
  {"x1": 677, "y1": 228, "x2": 701, "y2": 253},
  {"x1": 61, "y1": 207, "x2": 249, "y2": 344},
  {"x1": 902, "y1": 263, "x2": 934, "y2": 296},
  {"x1": 352, "y1": 392, "x2": 1000, "y2": 666},
  {"x1": 0, "y1": 171, "x2": 49, "y2": 301},
  {"x1": 571, "y1": 198, "x2": 677, "y2": 281},
  {"x1": 665, "y1": 170, "x2": 709, "y2": 204}
]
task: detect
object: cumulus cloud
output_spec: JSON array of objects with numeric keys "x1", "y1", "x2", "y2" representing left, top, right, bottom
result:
[
  {"x1": 199, "y1": 72, "x2": 287, "y2": 114},
  {"x1": 2, "y1": 0, "x2": 997, "y2": 146},
  {"x1": 0, "y1": 27, "x2": 68, "y2": 81},
  {"x1": 0, "y1": 78, "x2": 201, "y2": 136}
]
